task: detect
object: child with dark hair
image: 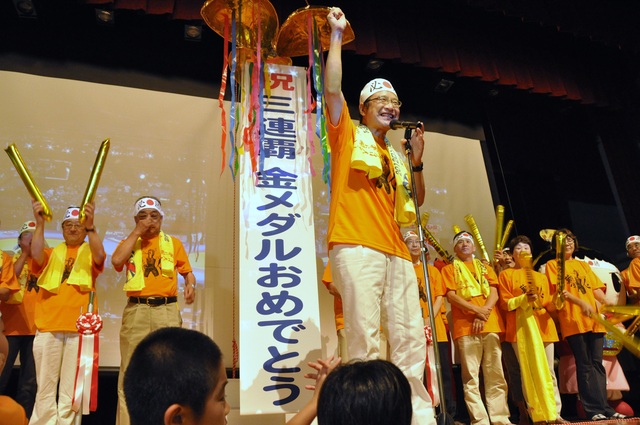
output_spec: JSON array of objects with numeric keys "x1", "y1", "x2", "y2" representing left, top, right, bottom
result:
[
  {"x1": 318, "y1": 359, "x2": 413, "y2": 425},
  {"x1": 124, "y1": 327, "x2": 338, "y2": 425}
]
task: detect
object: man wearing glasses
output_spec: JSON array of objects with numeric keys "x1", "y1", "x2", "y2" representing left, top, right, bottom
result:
[
  {"x1": 29, "y1": 202, "x2": 106, "y2": 425},
  {"x1": 111, "y1": 196, "x2": 196, "y2": 425},
  {"x1": 324, "y1": 8, "x2": 434, "y2": 425}
]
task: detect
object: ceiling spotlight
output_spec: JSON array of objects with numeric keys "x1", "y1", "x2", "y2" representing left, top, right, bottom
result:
[
  {"x1": 434, "y1": 78, "x2": 454, "y2": 93},
  {"x1": 366, "y1": 59, "x2": 384, "y2": 71},
  {"x1": 12, "y1": 0, "x2": 37, "y2": 18},
  {"x1": 95, "y1": 9, "x2": 115, "y2": 25},
  {"x1": 184, "y1": 24, "x2": 202, "y2": 41}
]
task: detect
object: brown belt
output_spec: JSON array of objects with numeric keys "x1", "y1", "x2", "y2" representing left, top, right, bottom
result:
[{"x1": 128, "y1": 296, "x2": 177, "y2": 306}]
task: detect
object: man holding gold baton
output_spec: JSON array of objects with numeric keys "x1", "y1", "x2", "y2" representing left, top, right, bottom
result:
[
  {"x1": 29, "y1": 201, "x2": 106, "y2": 425},
  {"x1": 111, "y1": 196, "x2": 196, "y2": 425}
]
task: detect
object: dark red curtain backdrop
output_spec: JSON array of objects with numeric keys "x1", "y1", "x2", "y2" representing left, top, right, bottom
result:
[{"x1": 81, "y1": 0, "x2": 637, "y2": 109}]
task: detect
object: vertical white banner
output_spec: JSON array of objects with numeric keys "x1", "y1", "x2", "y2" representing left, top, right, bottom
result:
[{"x1": 239, "y1": 63, "x2": 322, "y2": 414}]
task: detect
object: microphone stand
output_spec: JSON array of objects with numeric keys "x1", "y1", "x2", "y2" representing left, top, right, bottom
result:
[{"x1": 404, "y1": 127, "x2": 453, "y2": 425}]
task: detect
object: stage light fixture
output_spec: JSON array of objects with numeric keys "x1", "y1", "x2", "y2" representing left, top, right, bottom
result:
[
  {"x1": 95, "y1": 9, "x2": 115, "y2": 25},
  {"x1": 435, "y1": 78, "x2": 454, "y2": 93},
  {"x1": 184, "y1": 24, "x2": 203, "y2": 41},
  {"x1": 366, "y1": 59, "x2": 384, "y2": 71},
  {"x1": 12, "y1": 0, "x2": 37, "y2": 18}
]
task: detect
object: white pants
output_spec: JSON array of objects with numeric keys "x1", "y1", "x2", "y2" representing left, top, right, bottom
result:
[
  {"x1": 458, "y1": 332, "x2": 510, "y2": 425},
  {"x1": 330, "y1": 244, "x2": 435, "y2": 425},
  {"x1": 30, "y1": 331, "x2": 80, "y2": 425}
]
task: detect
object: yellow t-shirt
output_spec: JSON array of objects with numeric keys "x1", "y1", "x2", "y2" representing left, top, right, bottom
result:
[
  {"x1": 34, "y1": 245, "x2": 103, "y2": 333},
  {"x1": 442, "y1": 260, "x2": 504, "y2": 340},
  {"x1": 326, "y1": 100, "x2": 410, "y2": 261},
  {"x1": 545, "y1": 258, "x2": 605, "y2": 338},
  {"x1": 114, "y1": 234, "x2": 192, "y2": 298},
  {"x1": 498, "y1": 267, "x2": 559, "y2": 343}
]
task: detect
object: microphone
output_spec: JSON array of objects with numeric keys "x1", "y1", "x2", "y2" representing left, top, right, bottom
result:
[{"x1": 389, "y1": 120, "x2": 422, "y2": 130}]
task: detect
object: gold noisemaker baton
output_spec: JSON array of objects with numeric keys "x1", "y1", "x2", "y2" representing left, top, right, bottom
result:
[
  {"x1": 5, "y1": 144, "x2": 53, "y2": 221},
  {"x1": 554, "y1": 231, "x2": 566, "y2": 310},
  {"x1": 79, "y1": 139, "x2": 110, "y2": 224},
  {"x1": 498, "y1": 219, "x2": 514, "y2": 251},
  {"x1": 494, "y1": 205, "x2": 504, "y2": 252},
  {"x1": 464, "y1": 214, "x2": 490, "y2": 263},
  {"x1": 590, "y1": 313, "x2": 640, "y2": 358}
]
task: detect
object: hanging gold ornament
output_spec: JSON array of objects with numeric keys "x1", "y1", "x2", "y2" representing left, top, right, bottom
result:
[
  {"x1": 201, "y1": 0, "x2": 280, "y2": 58},
  {"x1": 276, "y1": 6, "x2": 355, "y2": 58}
]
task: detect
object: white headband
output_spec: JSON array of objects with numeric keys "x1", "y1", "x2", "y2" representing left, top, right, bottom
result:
[
  {"x1": 19, "y1": 220, "x2": 37, "y2": 235},
  {"x1": 453, "y1": 232, "x2": 474, "y2": 246},
  {"x1": 62, "y1": 207, "x2": 80, "y2": 223},
  {"x1": 134, "y1": 197, "x2": 164, "y2": 217},
  {"x1": 626, "y1": 235, "x2": 640, "y2": 249},
  {"x1": 359, "y1": 78, "x2": 397, "y2": 104},
  {"x1": 403, "y1": 230, "x2": 419, "y2": 242}
]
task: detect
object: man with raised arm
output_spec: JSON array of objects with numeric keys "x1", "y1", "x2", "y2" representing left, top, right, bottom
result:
[{"x1": 324, "y1": 7, "x2": 434, "y2": 425}]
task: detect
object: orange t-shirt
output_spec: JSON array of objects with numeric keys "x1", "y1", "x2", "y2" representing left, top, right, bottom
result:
[
  {"x1": 414, "y1": 262, "x2": 448, "y2": 342},
  {"x1": 442, "y1": 260, "x2": 504, "y2": 340},
  {"x1": 326, "y1": 101, "x2": 410, "y2": 261},
  {"x1": 546, "y1": 258, "x2": 605, "y2": 338},
  {"x1": 498, "y1": 267, "x2": 559, "y2": 343},
  {"x1": 115, "y1": 235, "x2": 192, "y2": 298},
  {"x1": 627, "y1": 257, "x2": 640, "y2": 290},
  {"x1": 34, "y1": 245, "x2": 103, "y2": 333},
  {"x1": 0, "y1": 255, "x2": 38, "y2": 335},
  {"x1": 321, "y1": 262, "x2": 343, "y2": 332},
  {"x1": 0, "y1": 251, "x2": 20, "y2": 293}
]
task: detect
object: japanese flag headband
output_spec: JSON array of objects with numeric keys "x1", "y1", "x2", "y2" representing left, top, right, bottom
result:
[{"x1": 134, "y1": 197, "x2": 164, "y2": 217}]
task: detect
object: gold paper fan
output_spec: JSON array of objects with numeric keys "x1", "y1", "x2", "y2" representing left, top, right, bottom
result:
[
  {"x1": 276, "y1": 6, "x2": 355, "y2": 58},
  {"x1": 201, "y1": 0, "x2": 280, "y2": 57}
]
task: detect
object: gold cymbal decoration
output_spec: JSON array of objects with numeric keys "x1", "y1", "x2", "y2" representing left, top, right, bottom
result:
[
  {"x1": 79, "y1": 139, "x2": 110, "y2": 224},
  {"x1": 201, "y1": 0, "x2": 280, "y2": 58},
  {"x1": 276, "y1": 6, "x2": 355, "y2": 58},
  {"x1": 5, "y1": 144, "x2": 52, "y2": 221}
]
